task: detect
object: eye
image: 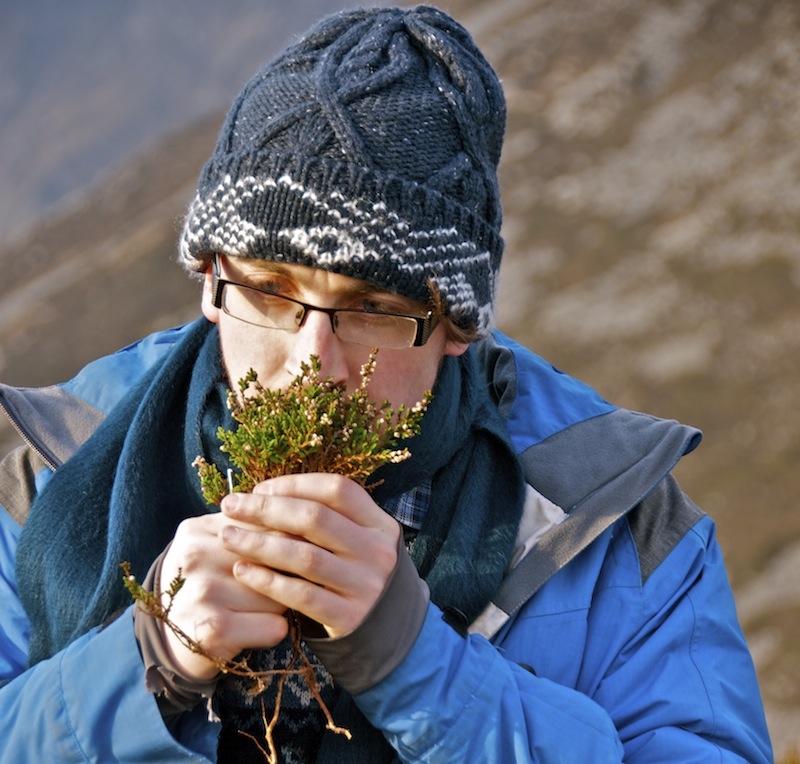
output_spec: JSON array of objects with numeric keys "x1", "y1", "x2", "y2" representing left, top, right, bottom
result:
[
  {"x1": 258, "y1": 283, "x2": 284, "y2": 297},
  {"x1": 249, "y1": 277, "x2": 292, "y2": 297},
  {"x1": 362, "y1": 298, "x2": 397, "y2": 314},
  {"x1": 239, "y1": 277, "x2": 295, "y2": 308},
  {"x1": 361, "y1": 291, "x2": 424, "y2": 315}
]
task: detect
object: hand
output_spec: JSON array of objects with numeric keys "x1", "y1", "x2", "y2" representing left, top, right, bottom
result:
[
  {"x1": 219, "y1": 473, "x2": 401, "y2": 639},
  {"x1": 158, "y1": 513, "x2": 290, "y2": 682}
]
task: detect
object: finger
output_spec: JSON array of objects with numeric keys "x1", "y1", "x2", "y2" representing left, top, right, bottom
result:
[
  {"x1": 165, "y1": 607, "x2": 291, "y2": 675},
  {"x1": 200, "y1": 610, "x2": 291, "y2": 654},
  {"x1": 221, "y1": 482, "x2": 400, "y2": 559},
  {"x1": 173, "y1": 564, "x2": 289, "y2": 615},
  {"x1": 251, "y1": 472, "x2": 396, "y2": 532},
  {"x1": 223, "y1": 495, "x2": 399, "y2": 587},
  {"x1": 224, "y1": 492, "x2": 352, "y2": 553},
  {"x1": 167, "y1": 512, "x2": 290, "y2": 577},
  {"x1": 163, "y1": 516, "x2": 289, "y2": 617},
  {"x1": 221, "y1": 524, "x2": 374, "y2": 594},
  {"x1": 232, "y1": 560, "x2": 373, "y2": 639}
]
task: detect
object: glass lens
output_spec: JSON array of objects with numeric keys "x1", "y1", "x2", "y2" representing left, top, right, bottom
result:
[
  {"x1": 334, "y1": 311, "x2": 417, "y2": 349},
  {"x1": 220, "y1": 281, "x2": 421, "y2": 348},
  {"x1": 222, "y1": 284, "x2": 302, "y2": 330}
]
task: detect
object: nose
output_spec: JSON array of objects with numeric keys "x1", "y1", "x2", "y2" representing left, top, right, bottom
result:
[{"x1": 285, "y1": 307, "x2": 349, "y2": 387}]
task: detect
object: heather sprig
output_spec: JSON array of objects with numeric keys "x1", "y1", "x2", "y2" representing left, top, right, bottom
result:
[{"x1": 193, "y1": 350, "x2": 431, "y2": 503}]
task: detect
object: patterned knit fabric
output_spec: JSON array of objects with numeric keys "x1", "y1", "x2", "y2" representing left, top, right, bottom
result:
[
  {"x1": 214, "y1": 638, "x2": 339, "y2": 763},
  {"x1": 178, "y1": 5, "x2": 506, "y2": 336}
]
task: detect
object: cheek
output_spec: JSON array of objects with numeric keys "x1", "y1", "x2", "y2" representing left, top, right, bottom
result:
[
  {"x1": 217, "y1": 319, "x2": 287, "y2": 390},
  {"x1": 367, "y1": 349, "x2": 442, "y2": 409}
]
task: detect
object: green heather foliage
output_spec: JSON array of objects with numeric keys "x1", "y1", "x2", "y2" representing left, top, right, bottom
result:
[{"x1": 193, "y1": 351, "x2": 431, "y2": 503}]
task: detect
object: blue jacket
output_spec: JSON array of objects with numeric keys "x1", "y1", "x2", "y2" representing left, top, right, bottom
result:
[{"x1": 0, "y1": 325, "x2": 773, "y2": 762}]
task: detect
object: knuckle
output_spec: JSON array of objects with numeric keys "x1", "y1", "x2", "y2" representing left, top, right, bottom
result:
[
  {"x1": 296, "y1": 542, "x2": 325, "y2": 575},
  {"x1": 187, "y1": 574, "x2": 222, "y2": 606},
  {"x1": 172, "y1": 517, "x2": 198, "y2": 544},
  {"x1": 197, "y1": 609, "x2": 227, "y2": 635},
  {"x1": 293, "y1": 582, "x2": 318, "y2": 610},
  {"x1": 359, "y1": 583, "x2": 382, "y2": 610},
  {"x1": 299, "y1": 501, "x2": 326, "y2": 529},
  {"x1": 373, "y1": 536, "x2": 398, "y2": 576},
  {"x1": 341, "y1": 601, "x2": 368, "y2": 631},
  {"x1": 171, "y1": 534, "x2": 207, "y2": 572},
  {"x1": 327, "y1": 475, "x2": 352, "y2": 504}
]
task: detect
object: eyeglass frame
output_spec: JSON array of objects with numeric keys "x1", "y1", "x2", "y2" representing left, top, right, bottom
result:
[{"x1": 210, "y1": 254, "x2": 440, "y2": 348}]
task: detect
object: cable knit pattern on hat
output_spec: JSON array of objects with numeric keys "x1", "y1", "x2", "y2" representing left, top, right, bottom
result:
[{"x1": 179, "y1": 5, "x2": 506, "y2": 335}]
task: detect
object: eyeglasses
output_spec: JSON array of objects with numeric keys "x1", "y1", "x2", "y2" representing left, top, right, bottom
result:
[{"x1": 211, "y1": 256, "x2": 440, "y2": 349}]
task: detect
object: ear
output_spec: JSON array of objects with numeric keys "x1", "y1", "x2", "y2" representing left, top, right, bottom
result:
[
  {"x1": 200, "y1": 267, "x2": 220, "y2": 324},
  {"x1": 444, "y1": 339, "x2": 469, "y2": 357}
]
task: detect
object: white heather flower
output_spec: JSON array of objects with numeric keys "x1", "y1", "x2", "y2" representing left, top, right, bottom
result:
[{"x1": 390, "y1": 449, "x2": 411, "y2": 463}]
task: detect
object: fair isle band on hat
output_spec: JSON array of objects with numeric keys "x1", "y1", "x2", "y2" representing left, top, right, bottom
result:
[
  {"x1": 178, "y1": 5, "x2": 506, "y2": 336},
  {"x1": 179, "y1": 164, "x2": 501, "y2": 336}
]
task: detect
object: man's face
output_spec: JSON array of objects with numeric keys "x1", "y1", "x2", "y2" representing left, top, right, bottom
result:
[{"x1": 201, "y1": 255, "x2": 468, "y2": 409}]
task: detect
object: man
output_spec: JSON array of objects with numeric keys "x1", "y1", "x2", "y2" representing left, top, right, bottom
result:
[{"x1": 0, "y1": 5, "x2": 773, "y2": 762}]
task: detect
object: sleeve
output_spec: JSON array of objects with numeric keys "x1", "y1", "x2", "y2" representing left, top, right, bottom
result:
[
  {"x1": 0, "y1": 507, "x2": 30, "y2": 683},
  {"x1": 0, "y1": 608, "x2": 219, "y2": 763},
  {"x1": 307, "y1": 515, "x2": 772, "y2": 762},
  {"x1": 0, "y1": 478, "x2": 220, "y2": 762},
  {"x1": 308, "y1": 537, "x2": 624, "y2": 761},
  {"x1": 587, "y1": 514, "x2": 773, "y2": 763},
  {"x1": 355, "y1": 605, "x2": 625, "y2": 762}
]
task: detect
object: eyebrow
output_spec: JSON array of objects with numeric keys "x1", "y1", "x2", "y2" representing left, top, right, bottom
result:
[{"x1": 228, "y1": 258, "x2": 419, "y2": 307}]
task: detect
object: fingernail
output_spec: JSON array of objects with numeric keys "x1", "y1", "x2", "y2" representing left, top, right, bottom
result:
[{"x1": 222, "y1": 525, "x2": 240, "y2": 543}]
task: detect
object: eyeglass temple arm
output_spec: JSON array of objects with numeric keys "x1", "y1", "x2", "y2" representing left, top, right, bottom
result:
[
  {"x1": 210, "y1": 255, "x2": 225, "y2": 308},
  {"x1": 413, "y1": 313, "x2": 440, "y2": 346}
]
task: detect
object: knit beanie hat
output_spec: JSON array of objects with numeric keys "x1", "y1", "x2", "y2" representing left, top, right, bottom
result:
[{"x1": 179, "y1": 5, "x2": 506, "y2": 335}]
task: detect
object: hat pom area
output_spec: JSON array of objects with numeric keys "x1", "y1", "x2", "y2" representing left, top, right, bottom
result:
[{"x1": 179, "y1": 5, "x2": 506, "y2": 336}]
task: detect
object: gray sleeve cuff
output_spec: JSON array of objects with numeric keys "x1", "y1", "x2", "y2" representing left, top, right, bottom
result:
[
  {"x1": 305, "y1": 534, "x2": 430, "y2": 696},
  {"x1": 133, "y1": 548, "x2": 219, "y2": 720}
]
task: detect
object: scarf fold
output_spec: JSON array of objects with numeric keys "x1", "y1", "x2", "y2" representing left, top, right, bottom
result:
[
  {"x1": 17, "y1": 319, "x2": 227, "y2": 665},
  {"x1": 16, "y1": 318, "x2": 526, "y2": 760},
  {"x1": 370, "y1": 344, "x2": 526, "y2": 624}
]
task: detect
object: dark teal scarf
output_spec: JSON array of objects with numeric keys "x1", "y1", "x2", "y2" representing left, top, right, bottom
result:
[
  {"x1": 17, "y1": 317, "x2": 525, "y2": 760},
  {"x1": 17, "y1": 319, "x2": 230, "y2": 664}
]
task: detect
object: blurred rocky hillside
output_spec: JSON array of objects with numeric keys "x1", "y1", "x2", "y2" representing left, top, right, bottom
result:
[{"x1": 1, "y1": 0, "x2": 797, "y2": 756}]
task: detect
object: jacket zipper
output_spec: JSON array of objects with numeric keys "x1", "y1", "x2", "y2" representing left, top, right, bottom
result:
[{"x1": 0, "y1": 396, "x2": 58, "y2": 471}]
